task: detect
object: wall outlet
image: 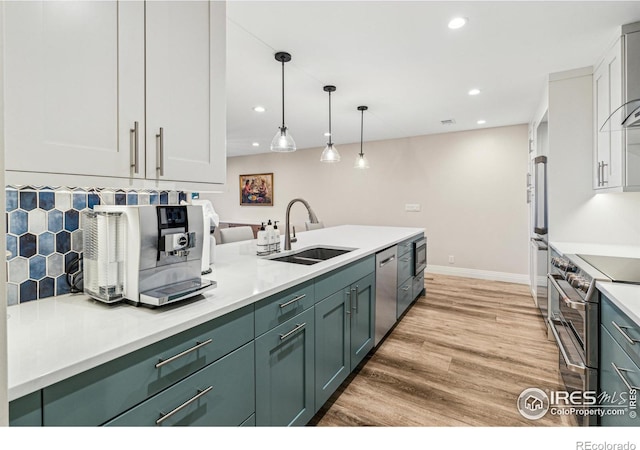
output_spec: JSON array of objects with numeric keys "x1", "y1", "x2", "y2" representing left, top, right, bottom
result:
[
  {"x1": 448, "y1": 255, "x2": 455, "y2": 264},
  {"x1": 405, "y1": 203, "x2": 421, "y2": 212}
]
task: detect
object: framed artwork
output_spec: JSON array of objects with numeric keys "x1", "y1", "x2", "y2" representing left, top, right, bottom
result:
[{"x1": 240, "y1": 173, "x2": 274, "y2": 206}]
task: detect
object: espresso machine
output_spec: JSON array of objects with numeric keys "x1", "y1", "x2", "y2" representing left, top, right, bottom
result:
[{"x1": 82, "y1": 205, "x2": 215, "y2": 307}]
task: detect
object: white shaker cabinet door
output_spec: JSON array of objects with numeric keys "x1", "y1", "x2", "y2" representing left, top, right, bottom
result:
[
  {"x1": 4, "y1": 1, "x2": 145, "y2": 178},
  {"x1": 145, "y1": 1, "x2": 226, "y2": 184}
]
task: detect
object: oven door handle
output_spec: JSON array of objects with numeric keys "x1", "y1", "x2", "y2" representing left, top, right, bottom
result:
[
  {"x1": 548, "y1": 319, "x2": 587, "y2": 375},
  {"x1": 547, "y1": 274, "x2": 586, "y2": 311}
]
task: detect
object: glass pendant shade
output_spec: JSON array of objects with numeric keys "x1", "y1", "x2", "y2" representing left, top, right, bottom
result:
[
  {"x1": 320, "y1": 143, "x2": 340, "y2": 163},
  {"x1": 270, "y1": 127, "x2": 296, "y2": 152},
  {"x1": 354, "y1": 153, "x2": 370, "y2": 169}
]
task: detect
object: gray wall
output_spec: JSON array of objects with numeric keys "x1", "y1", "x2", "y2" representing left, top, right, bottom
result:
[{"x1": 205, "y1": 124, "x2": 530, "y2": 278}]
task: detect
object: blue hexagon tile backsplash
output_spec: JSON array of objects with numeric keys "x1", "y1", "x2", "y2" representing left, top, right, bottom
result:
[{"x1": 5, "y1": 186, "x2": 188, "y2": 305}]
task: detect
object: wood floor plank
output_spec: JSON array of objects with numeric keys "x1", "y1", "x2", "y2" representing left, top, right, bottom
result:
[{"x1": 311, "y1": 274, "x2": 576, "y2": 427}]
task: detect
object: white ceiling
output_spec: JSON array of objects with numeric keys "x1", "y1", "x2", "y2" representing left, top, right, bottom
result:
[{"x1": 226, "y1": 1, "x2": 640, "y2": 157}]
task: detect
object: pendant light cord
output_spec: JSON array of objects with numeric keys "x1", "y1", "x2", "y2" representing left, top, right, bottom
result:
[
  {"x1": 360, "y1": 108, "x2": 364, "y2": 156},
  {"x1": 281, "y1": 59, "x2": 286, "y2": 129},
  {"x1": 328, "y1": 91, "x2": 333, "y2": 145}
]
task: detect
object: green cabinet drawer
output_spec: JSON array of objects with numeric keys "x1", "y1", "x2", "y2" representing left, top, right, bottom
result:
[
  {"x1": 397, "y1": 279, "x2": 413, "y2": 319},
  {"x1": 413, "y1": 271, "x2": 425, "y2": 300},
  {"x1": 255, "y1": 307, "x2": 315, "y2": 426},
  {"x1": 599, "y1": 326, "x2": 640, "y2": 426},
  {"x1": 9, "y1": 391, "x2": 42, "y2": 426},
  {"x1": 43, "y1": 304, "x2": 254, "y2": 426},
  {"x1": 104, "y1": 342, "x2": 255, "y2": 426},
  {"x1": 601, "y1": 295, "x2": 640, "y2": 368},
  {"x1": 315, "y1": 255, "x2": 375, "y2": 301},
  {"x1": 255, "y1": 280, "x2": 315, "y2": 336},
  {"x1": 397, "y1": 238, "x2": 414, "y2": 257},
  {"x1": 397, "y1": 252, "x2": 413, "y2": 286}
]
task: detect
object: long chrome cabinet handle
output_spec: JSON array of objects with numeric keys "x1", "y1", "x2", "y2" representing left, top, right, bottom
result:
[
  {"x1": 379, "y1": 255, "x2": 395, "y2": 267},
  {"x1": 279, "y1": 323, "x2": 306, "y2": 341},
  {"x1": 156, "y1": 386, "x2": 213, "y2": 425},
  {"x1": 597, "y1": 161, "x2": 602, "y2": 187},
  {"x1": 547, "y1": 274, "x2": 585, "y2": 311},
  {"x1": 612, "y1": 321, "x2": 639, "y2": 345},
  {"x1": 602, "y1": 162, "x2": 608, "y2": 185},
  {"x1": 155, "y1": 339, "x2": 213, "y2": 368},
  {"x1": 156, "y1": 127, "x2": 164, "y2": 176},
  {"x1": 352, "y1": 286, "x2": 358, "y2": 313},
  {"x1": 279, "y1": 294, "x2": 306, "y2": 309},
  {"x1": 130, "y1": 121, "x2": 139, "y2": 174},
  {"x1": 346, "y1": 290, "x2": 351, "y2": 315},
  {"x1": 548, "y1": 319, "x2": 586, "y2": 374},
  {"x1": 611, "y1": 363, "x2": 640, "y2": 391}
]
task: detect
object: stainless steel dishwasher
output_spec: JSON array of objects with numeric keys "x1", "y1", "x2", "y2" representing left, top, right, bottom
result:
[{"x1": 375, "y1": 245, "x2": 398, "y2": 345}]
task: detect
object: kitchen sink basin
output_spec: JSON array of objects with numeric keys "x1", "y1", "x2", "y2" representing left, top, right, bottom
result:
[{"x1": 268, "y1": 247, "x2": 353, "y2": 265}]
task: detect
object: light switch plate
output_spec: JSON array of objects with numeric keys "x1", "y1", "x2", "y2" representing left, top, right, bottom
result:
[{"x1": 405, "y1": 203, "x2": 421, "y2": 212}]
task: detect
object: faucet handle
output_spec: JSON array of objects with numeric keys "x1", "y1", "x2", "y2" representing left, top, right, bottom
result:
[{"x1": 291, "y1": 226, "x2": 297, "y2": 243}]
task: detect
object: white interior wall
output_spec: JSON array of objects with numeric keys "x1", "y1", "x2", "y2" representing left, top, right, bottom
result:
[{"x1": 204, "y1": 125, "x2": 530, "y2": 279}]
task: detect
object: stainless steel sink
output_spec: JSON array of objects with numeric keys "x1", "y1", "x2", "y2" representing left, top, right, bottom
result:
[{"x1": 267, "y1": 247, "x2": 353, "y2": 265}]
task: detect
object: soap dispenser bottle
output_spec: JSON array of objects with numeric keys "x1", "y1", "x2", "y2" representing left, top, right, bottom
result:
[
  {"x1": 265, "y1": 220, "x2": 274, "y2": 252},
  {"x1": 272, "y1": 220, "x2": 280, "y2": 252},
  {"x1": 257, "y1": 222, "x2": 268, "y2": 255}
]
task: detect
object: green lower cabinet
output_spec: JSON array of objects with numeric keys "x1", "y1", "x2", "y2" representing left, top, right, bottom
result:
[
  {"x1": 315, "y1": 289, "x2": 350, "y2": 410},
  {"x1": 350, "y1": 272, "x2": 375, "y2": 368},
  {"x1": 599, "y1": 326, "x2": 640, "y2": 427},
  {"x1": 255, "y1": 307, "x2": 315, "y2": 426},
  {"x1": 104, "y1": 342, "x2": 255, "y2": 426},
  {"x1": 314, "y1": 272, "x2": 375, "y2": 412},
  {"x1": 9, "y1": 391, "x2": 42, "y2": 426}
]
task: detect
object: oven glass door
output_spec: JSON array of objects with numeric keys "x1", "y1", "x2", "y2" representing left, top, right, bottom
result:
[
  {"x1": 413, "y1": 239, "x2": 426, "y2": 275},
  {"x1": 548, "y1": 274, "x2": 586, "y2": 352}
]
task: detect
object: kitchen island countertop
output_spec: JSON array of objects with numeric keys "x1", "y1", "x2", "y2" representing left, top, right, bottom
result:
[{"x1": 7, "y1": 225, "x2": 423, "y2": 401}]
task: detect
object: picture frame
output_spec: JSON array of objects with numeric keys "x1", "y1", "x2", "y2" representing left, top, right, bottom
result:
[{"x1": 239, "y1": 173, "x2": 274, "y2": 206}]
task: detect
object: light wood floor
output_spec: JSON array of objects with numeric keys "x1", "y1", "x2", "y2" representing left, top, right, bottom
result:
[{"x1": 310, "y1": 274, "x2": 576, "y2": 426}]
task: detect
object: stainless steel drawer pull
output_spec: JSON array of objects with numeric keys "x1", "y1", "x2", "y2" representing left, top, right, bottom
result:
[
  {"x1": 155, "y1": 339, "x2": 213, "y2": 368},
  {"x1": 402, "y1": 285, "x2": 411, "y2": 291},
  {"x1": 548, "y1": 319, "x2": 586, "y2": 375},
  {"x1": 379, "y1": 255, "x2": 395, "y2": 267},
  {"x1": 346, "y1": 290, "x2": 351, "y2": 315},
  {"x1": 400, "y1": 257, "x2": 410, "y2": 262},
  {"x1": 352, "y1": 286, "x2": 359, "y2": 313},
  {"x1": 279, "y1": 294, "x2": 306, "y2": 309},
  {"x1": 130, "y1": 121, "x2": 139, "y2": 174},
  {"x1": 611, "y1": 363, "x2": 640, "y2": 391},
  {"x1": 547, "y1": 274, "x2": 585, "y2": 311},
  {"x1": 612, "y1": 321, "x2": 639, "y2": 345},
  {"x1": 156, "y1": 127, "x2": 164, "y2": 176},
  {"x1": 279, "y1": 323, "x2": 306, "y2": 341},
  {"x1": 156, "y1": 386, "x2": 214, "y2": 425}
]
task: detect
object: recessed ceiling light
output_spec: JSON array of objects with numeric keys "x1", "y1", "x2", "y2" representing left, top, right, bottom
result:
[
  {"x1": 253, "y1": 106, "x2": 266, "y2": 113},
  {"x1": 477, "y1": 120, "x2": 486, "y2": 125},
  {"x1": 252, "y1": 142, "x2": 260, "y2": 147},
  {"x1": 448, "y1": 17, "x2": 467, "y2": 29},
  {"x1": 324, "y1": 132, "x2": 331, "y2": 137},
  {"x1": 468, "y1": 88, "x2": 481, "y2": 96}
]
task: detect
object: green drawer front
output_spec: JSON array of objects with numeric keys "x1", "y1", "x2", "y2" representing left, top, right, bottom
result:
[
  {"x1": 44, "y1": 304, "x2": 254, "y2": 426},
  {"x1": 9, "y1": 391, "x2": 42, "y2": 426},
  {"x1": 397, "y1": 279, "x2": 413, "y2": 319},
  {"x1": 397, "y1": 238, "x2": 414, "y2": 257},
  {"x1": 412, "y1": 271, "x2": 425, "y2": 299},
  {"x1": 599, "y1": 326, "x2": 640, "y2": 426},
  {"x1": 104, "y1": 342, "x2": 255, "y2": 426},
  {"x1": 315, "y1": 255, "x2": 375, "y2": 301},
  {"x1": 255, "y1": 280, "x2": 315, "y2": 336},
  {"x1": 601, "y1": 295, "x2": 640, "y2": 368},
  {"x1": 397, "y1": 252, "x2": 413, "y2": 286}
]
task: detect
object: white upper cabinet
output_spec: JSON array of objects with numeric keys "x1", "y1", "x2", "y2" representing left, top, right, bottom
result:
[{"x1": 3, "y1": 1, "x2": 226, "y2": 189}]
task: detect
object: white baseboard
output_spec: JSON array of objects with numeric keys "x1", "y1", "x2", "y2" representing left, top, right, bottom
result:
[{"x1": 425, "y1": 265, "x2": 530, "y2": 285}]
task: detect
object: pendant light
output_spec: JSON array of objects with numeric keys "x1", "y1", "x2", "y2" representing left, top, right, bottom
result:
[
  {"x1": 320, "y1": 85, "x2": 340, "y2": 163},
  {"x1": 354, "y1": 106, "x2": 370, "y2": 169},
  {"x1": 270, "y1": 52, "x2": 296, "y2": 152}
]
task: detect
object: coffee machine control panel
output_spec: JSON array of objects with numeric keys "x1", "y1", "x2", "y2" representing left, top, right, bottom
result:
[{"x1": 156, "y1": 206, "x2": 195, "y2": 259}]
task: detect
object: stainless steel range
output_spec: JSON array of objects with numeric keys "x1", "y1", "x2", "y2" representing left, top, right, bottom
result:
[{"x1": 547, "y1": 248, "x2": 610, "y2": 426}]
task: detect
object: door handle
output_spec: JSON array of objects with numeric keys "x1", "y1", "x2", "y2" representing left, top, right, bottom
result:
[
  {"x1": 130, "y1": 121, "x2": 139, "y2": 174},
  {"x1": 156, "y1": 127, "x2": 165, "y2": 176}
]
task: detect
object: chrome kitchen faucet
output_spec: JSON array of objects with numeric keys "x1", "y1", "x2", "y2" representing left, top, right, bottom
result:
[{"x1": 284, "y1": 198, "x2": 319, "y2": 251}]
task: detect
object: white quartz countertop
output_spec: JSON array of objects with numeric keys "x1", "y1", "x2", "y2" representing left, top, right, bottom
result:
[
  {"x1": 551, "y1": 241, "x2": 640, "y2": 326},
  {"x1": 7, "y1": 225, "x2": 423, "y2": 401}
]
